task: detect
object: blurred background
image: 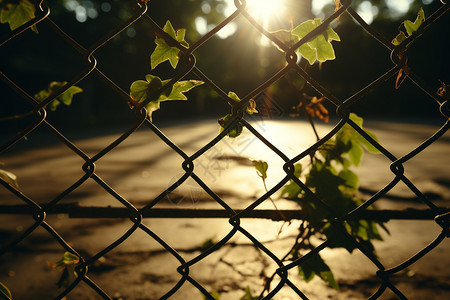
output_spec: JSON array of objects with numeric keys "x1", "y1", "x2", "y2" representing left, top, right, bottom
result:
[{"x1": 1, "y1": 0, "x2": 449, "y2": 134}]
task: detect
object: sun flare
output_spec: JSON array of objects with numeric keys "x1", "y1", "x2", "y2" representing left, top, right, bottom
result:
[{"x1": 246, "y1": 0, "x2": 287, "y2": 22}]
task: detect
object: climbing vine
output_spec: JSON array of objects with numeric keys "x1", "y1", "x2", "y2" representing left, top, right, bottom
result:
[
  {"x1": 129, "y1": 20, "x2": 204, "y2": 120},
  {"x1": 256, "y1": 113, "x2": 385, "y2": 292},
  {"x1": 392, "y1": 8, "x2": 426, "y2": 89}
]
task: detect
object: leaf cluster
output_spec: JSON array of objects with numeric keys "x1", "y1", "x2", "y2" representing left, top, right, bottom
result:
[
  {"x1": 391, "y1": 8, "x2": 425, "y2": 47},
  {"x1": 130, "y1": 74, "x2": 203, "y2": 121},
  {"x1": 391, "y1": 8, "x2": 425, "y2": 89},
  {"x1": 279, "y1": 113, "x2": 386, "y2": 288},
  {"x1": 1, "y1": 4, "x2": 83, "y2": 112},
  {"x1": 297, "y1": 252, "x2": 338, "y2": 289},
  {"x1": 218, "y1": 92, "x2": 258, "y2": 138},
  {"x1": 47, "y1": 252, "x2": 80, "y2": 289},
  {"x1": 34, "y1": 81, "x2": 83, "y2": 111},
  {"x1": 129, "y1": 20, "x2": 203, "y2": 121}
]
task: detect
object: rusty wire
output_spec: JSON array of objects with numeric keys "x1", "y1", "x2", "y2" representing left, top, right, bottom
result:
[{"x1": 1, "y1": 0, "x2": 449, "y2": 299}]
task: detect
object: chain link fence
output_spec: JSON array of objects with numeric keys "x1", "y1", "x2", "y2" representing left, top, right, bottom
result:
[{"x1": 1, "y1": 0, "x2": 449, "y2": 299}]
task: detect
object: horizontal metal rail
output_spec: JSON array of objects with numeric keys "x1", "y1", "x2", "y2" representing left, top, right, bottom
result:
[{"x1": 1, "y1": 204, "x2": 448, "y2": 221}]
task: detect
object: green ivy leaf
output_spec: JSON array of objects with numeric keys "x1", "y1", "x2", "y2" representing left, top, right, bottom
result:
[
  {"x1": 323, "y1": 222, "x2": 358, "y2": 253},
  {"x1": 348, "y1": 112, "x2": 363, "y2": 127},
  {"x1": 291, "y1": 19, "x2": 340, "y2": 65},
  {"x1": 226, "y1": 92, "x2": 258, "y2": 115},
  {"x1": 335, "y1": 113, "x2": 380, "y2": 166},
  {"x1": 391, "y1": 31, "x2": 407, "y2": 46},
  {"x1": 218, "y1": 114, "x2": 243, "y2": 138},
  {"x1": 338, "y1": 169, "x2": 359, "y2": 189},
  {"x1": 347, "y1": 142, "x2": 363, "y2": 166},
  {"x1": 293, "y1": 163, "x2": 303, "y2": 178},
  {"x1": 240, "y1": 286, "x2": 258, "y2": 300},
  {"x1": 319, "y1": 268, "x2": 339, "y2": 290},
  {"x1": 204, "y1": 290, "x2": 221, "y2": 300},
  {"x1": 130, "y1": 74, "x2": 163, "y2": 104},
  {"x1": 0, "y1": 169, "x2": 18, "y2": 188},
  {"x1": 298, "y1": 260, "x2": 315, "y2": 282},
  {"x1": 34, "y1": 89, "x2": 50, "y2": 103},
  {"x1": 0, "y1": 0, "x2": 37, "y2": 33},
  {"x1": 58, "y1": 86, "x2": 84, "y2": 106},
  {"x1": 404, "y1": 8, "x2": 425, "y2": 36},
  {"x1": 307, "y1": 162, "x2": 345, "y2": 204},
  {"x1": 151, "y1": 20, "x2": 189, "y2": 69},
  {"x1": 392, "y1": 8, "x2": 425, "y2": 46},
  {"x1": 353, "y1": 219, "x2": 383, "y2": 241},
  {"x1": 0, "y1": 281, "x2": 12, "y2": 300},
  {"x1": 270, "y1": 29, "x2": 300, "y2": 51},
  {"x1": 326, "y1": 220, "x2": 383, "y2": 255},
  {"x1": 356, "y1": 130, "x2": 380, "y2": 154},
  {"x1": 130, "y1": 74, "x2": 203, "y2": 120},
  {"x1": 279, "y1": 163, "x2": 303, "y2": 199},
  {"x1": 48, "y1": 252, "x2": 79, "y2": 289},
  {"x1": 252, "y1": 160, "x2": 268, "y2": 180},
  {"x1": 160, "y1": 80, "x2": 204, "y2": 101},
  {"x1": 279, "y1": 181, "x2": 302, "y2": 199},
  {"x1": 34, "y1": 81, "x2": 83, "y2": 111},
  {"x1": 200, "y1": 237, "x2": 215, "y2": 252},
  {"x1": 298, "y1": 253, "x2": 339, "y2": 289},
  {"x1": 347, "y1": 113, "x2": 380, "y2": 154},
  {"x1": 217, "y1": 92, "x2": 258, "y2": 138},
  {"x1": 56, "y1": 268, "x2": 71, "y2": 288},
  {"x1": 228, "y1": 91, "x2": 240, "y2": 103},
  {"x1": 129, "y1": 80, "x2": 154, "y2": 104},
  {"x1": 55, "y1": 252, "x2": 79, "y2": 269}
]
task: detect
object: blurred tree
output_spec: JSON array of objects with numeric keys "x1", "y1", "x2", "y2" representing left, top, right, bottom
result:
[{"x1": 1, "y1": 0, "x2": 448, "y2": 133}]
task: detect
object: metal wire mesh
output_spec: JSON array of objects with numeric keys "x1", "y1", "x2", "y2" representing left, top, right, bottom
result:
[{"x1": 1, "y1": 0, "x2": 449, "y2": 299}]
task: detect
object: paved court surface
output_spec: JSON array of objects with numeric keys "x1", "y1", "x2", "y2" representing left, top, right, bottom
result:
[{"x1": 0, "y1": 119, "x2": 449, "y2": 299}]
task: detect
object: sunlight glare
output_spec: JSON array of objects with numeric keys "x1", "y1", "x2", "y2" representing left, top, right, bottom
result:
[
  {"x1": 386, "y1": 0, "x2": 414, "y2": 17},
  {"x1": 246, "y1": 0, "x2": 288, "y2": 45},
  {"x1": 220, "y1": 0, "x2": 287, "y2": 41},
  {"x1": 356, "y1": 1, "x2": 379, "y2": 25},
  {"x1": 246, "y1": 0, "x2": 287, "y2": 21}
]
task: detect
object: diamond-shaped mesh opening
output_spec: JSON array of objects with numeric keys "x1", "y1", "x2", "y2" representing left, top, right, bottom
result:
[
  {"x1": 0, "y1": 127, "x2": 87, "y2": 205},
  {"x1": 311, "y1": 20, "x2": 393, "y2": 100},
  {"x1": 0, "y1": 20, "x2": 86, "y2": 82},
  {"x1": 0, "y1": 239, "x2": 68, "y2": 298},
  {"x1": 91, "y1": 133, "x2": 185, "y2": 204}
]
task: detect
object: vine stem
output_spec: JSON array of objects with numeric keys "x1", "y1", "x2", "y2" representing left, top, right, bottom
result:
[
  {"x1": 306, "y1": 110, "x2": 320, "y2": 142},
  {"x1": 262, "y1": 177, "x2": 288, "y2": 224},
  {"x1": 258, "y1": 221, "x2": 314, "y2": 298}
]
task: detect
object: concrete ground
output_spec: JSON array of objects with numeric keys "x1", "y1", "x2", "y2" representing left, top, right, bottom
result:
[{"x1": 0, "y1": 118, "x2": 449, "y2": 299}]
